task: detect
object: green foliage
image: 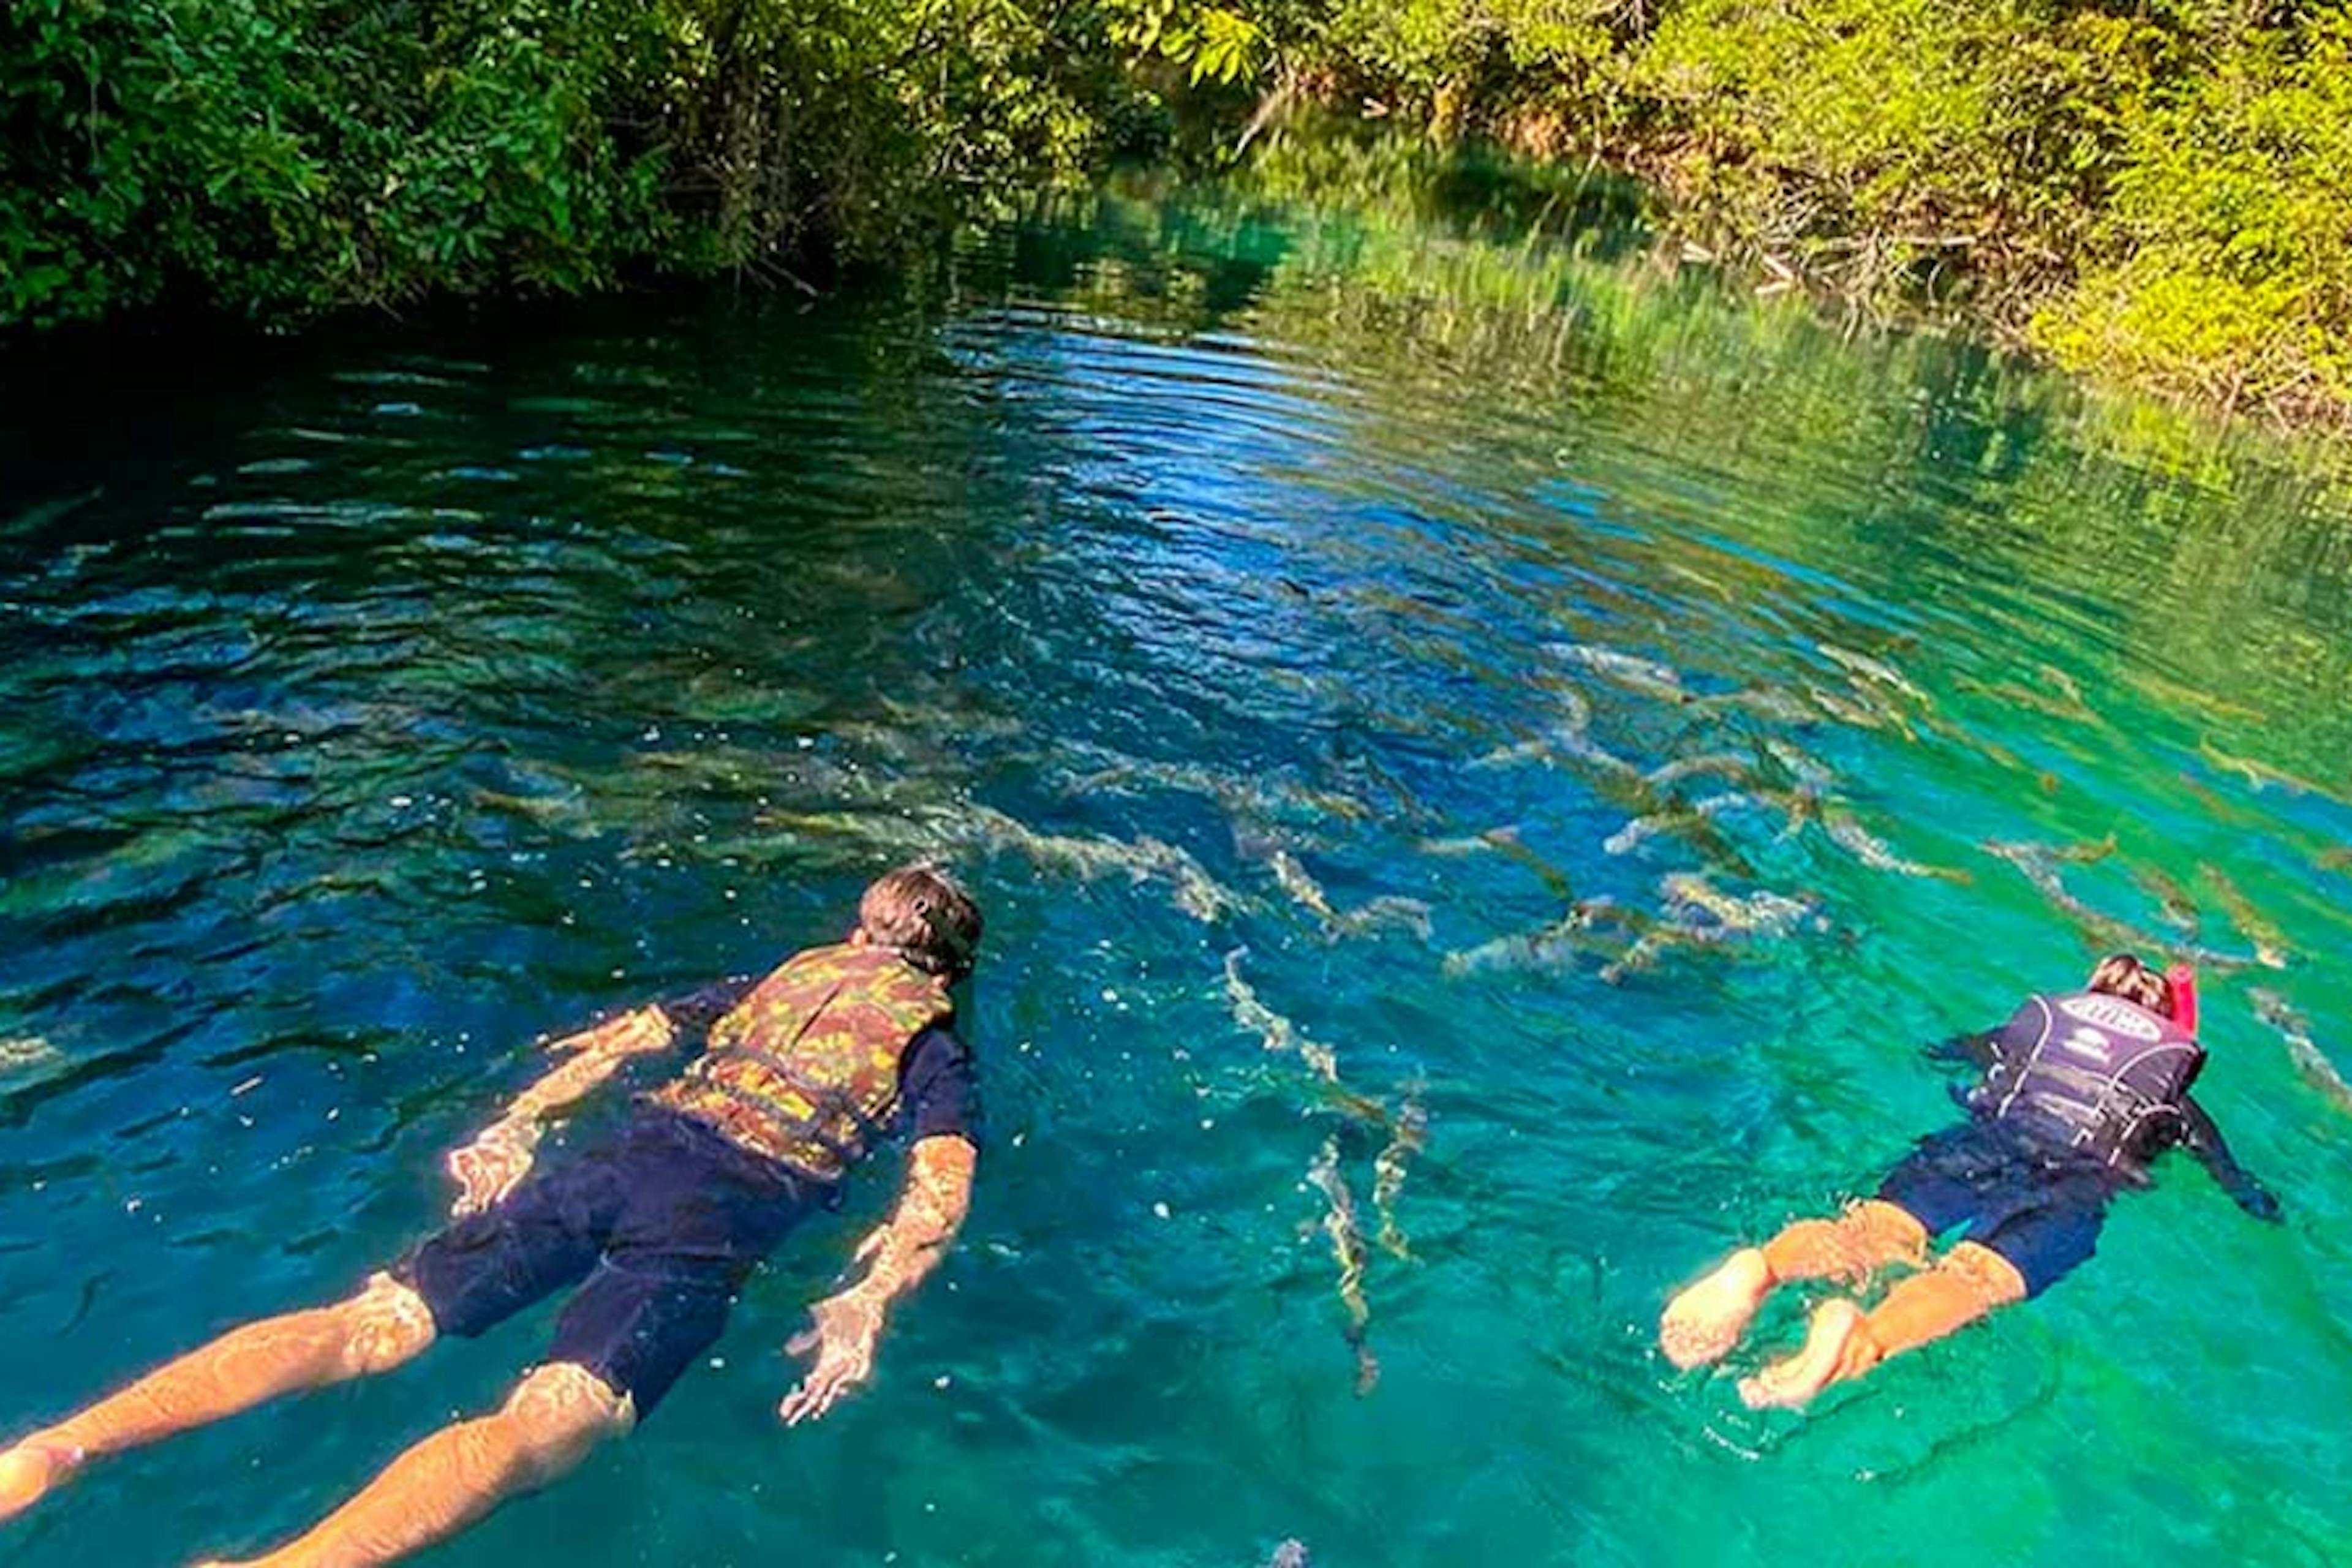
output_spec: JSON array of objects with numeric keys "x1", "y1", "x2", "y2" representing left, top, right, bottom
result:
[
  {"x1": 1100, "y1": 0, "x2": 1325, "y2": 92},
  {"x1": 6, "y1": 0, "x2": 2351, "y2": 424},
  {"x1": 1085, "y1": 0, "x2": 2352, "y2": 423},
  {"x1": 2035, "y1": 13, "x2": 2352, "y2": 410},
  {"x1": 0, "y1": 0, "x2": 1126, "y2": 328}
]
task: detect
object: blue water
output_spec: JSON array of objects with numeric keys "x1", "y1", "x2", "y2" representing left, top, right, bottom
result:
[{"x1": 6, "y1": 144, "x2": 2352, "y2": 1566}]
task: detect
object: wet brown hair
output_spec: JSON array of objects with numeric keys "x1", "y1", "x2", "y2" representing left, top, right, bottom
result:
[
  {"x1": 2086, "y1": 952, "x2": 2176, "y2": 1020},
  {"x1": 859, "y1": 862, "x2": 983, "y2": 979}
]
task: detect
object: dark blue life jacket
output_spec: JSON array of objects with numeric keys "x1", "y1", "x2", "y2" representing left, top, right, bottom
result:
[{"x1": 1968, "y1": 990, "x2": 2206, "y2": 1169}]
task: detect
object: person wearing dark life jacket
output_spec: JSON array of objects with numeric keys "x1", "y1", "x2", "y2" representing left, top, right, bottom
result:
[
  {"x1": 1660, "y1": 952, "x2": 2280, "y2": 1409},
  {"x1": 0, "y1": 863, "x2": 985, "y2": 1567}
]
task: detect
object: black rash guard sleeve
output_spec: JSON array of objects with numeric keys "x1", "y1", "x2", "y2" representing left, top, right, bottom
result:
[
  {"x1": 897, "y1": 1026, "x2": 980, "y2": 1150},
  {"x1": 1926, "y1": 1027, "x2": 2002, "y2": 1071},
  {"x1": 655, "y1": 975, "x2": 760, "y2": 1042},
  {"x1": 2175, "y1": 1095, "x2": 2282, "y2": 1221}
]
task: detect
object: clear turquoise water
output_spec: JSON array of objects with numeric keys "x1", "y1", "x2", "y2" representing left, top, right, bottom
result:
[{"x1": 6, "y1": 141, "x2": 2352, "y2": 1567}]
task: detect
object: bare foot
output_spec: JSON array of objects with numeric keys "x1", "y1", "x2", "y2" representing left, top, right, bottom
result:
[
  {"x1": 0, "y1": 1438, "x2": 83, "y2": 1523},
  {"x1": 1739, "y1": 1298, "x2": 1868, "y2": 1409},
  {"x1": 1659, "y1": 1248, "x2": 1774, "y2": 1370}
]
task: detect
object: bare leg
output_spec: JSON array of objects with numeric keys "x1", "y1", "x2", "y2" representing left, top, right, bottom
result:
[
  {"x1": 197, "y1": 1360, "x2": 633, "y2": 1568},
  {"x1": 0, "y1": 1274, "x2": 435, "y2": 1525},
  {"x1": 1739, "y1": 1240, "x2": 2026, "y2": 1409},
  {"x1": 1659, "y1": 1201, "x2": 1927, "y2": 1370}
]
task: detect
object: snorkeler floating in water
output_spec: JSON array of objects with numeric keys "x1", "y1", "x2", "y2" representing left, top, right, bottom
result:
[
  {"x1": 1661, "y1": 953, "x2": 2280, "y2": 1408},
  {"x1": 0, "y1": 864, "x2": 986, "y2": 1567}
]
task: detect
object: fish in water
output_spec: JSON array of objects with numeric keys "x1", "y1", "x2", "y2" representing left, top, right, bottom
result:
[
  {"x1": 1062, "y1": 747, "x2": 1377, "y2": 827},
  {"x1": 1265, "y1": 1542, "x2": 1311, "y2": 1568},
  {"x1": 1658, "y1": 873, "x2": 1814, "y2": 937},
  {"x1": 1442, "y1": 898, "x2": 1653, "y2": 978},
  {"x1": 2173, "y1": 769, "x2": 2260, "y2": 826},
  {"x1": 1263, "y1": 848, "x2": 1434, "y2": 941},
  {"x1": 1225, "y1": 948, "x2": 1340, "y2": 1083},
  {"x1": 1983, "y1": 840, "x2": 2144, "y2": 954},
  {"x1": 1644, "y1": 752, "x2": 1757, "y2": 791},
  {"x1": 1983, "y1": 842, "x2": 2260, "y2": 970},
  {"x1": 1585, "y1": 763, "x2": 1762, "y2": 879},
  {"x1": 1598, "y1": 876, "x2": 1817, "y2": 983},
  {"x1": 1372, "y1": 1089, "x2": 1428, "y2": 1262},
  {"x1": 1816, "y1": 807, "x2": 1972, "y2": 883},
  {"x1": 2049, "y1": 834, "x2": 2120, "y2": 866},
  {"x1": 1698, "y1": 684, "x2": 1820, "y2": 725},
  {"x1": 1417, "y1": 826, "x2": 1580, "y2": 903},
  {"x1": 2249, "y1": 989, "x2": 2352, "y2": 1115},
  {"x1": 2198, "y1": 736, "x2": 2340, "y2": 801},
  {"x1": 2039, "y1": 665, "x2": 2087, "y2": 706},
  {"x1": 2128, "y1": 862, "x2": 2201, "y2": 935},
  {"x1": 1442, "y1": 919, "x2": 1589, "y2": 979},
  {"x1": 1307, "y1": 1135, "x2": 1380, "y2": 1396},
  {"x1": 472, "y1": 783, "x2": 611, "y2": 839},
  {"x1": 1820, "y1": 643, "x2": 1929, "y2": 704},
  {"x1": 1917, "y1": 709, "x2": 2031, "y2": 775},
  {"x1": 2126, "y1": 667, "x2": 2262, "y2": 724},
  {"x1": 1477, "y1": 711, "x2": 1644, "y2": 780},
  {"x1": 1758, "y1": 737, "x2": 1837, "y2": 791},
  {"x1": 0, "y1": 1035, "x2": 65, "y2": 1078},
  {"x1": 2199, "y1": 864, "x2": 2290, "y2": 970},
  {"x1": 1806, "y1": 682, "x2": 1917, "y2": 740},
  {"x1": 1342, "y1": 896, "x2": 1436, "y2": 941},
  {"x1": 758, "y1": 801, "x2": 1253, "y2": 925},
  {"x1": 1224, "y1": 952, "x2": 1390, "y2": 1130},
  {"x1": 964, "y1": 807, "x2": 1248, "y2": 924},
  {"x1": 1269, "y1": 848, "x2": 1338, "y2": 922},
  {"x1": 1602, "y1": 793, "x2": 1758, "y2": 858},
  {"x1": 1479, "y1": 828, "x2": 1580, "y2": 902},
  {"x1": 1956, "y1": 674, "x2": 2100, "y2": 727},
  {"x1": 1548, "y1": 641, "x2": 1689, "y2": 704}
]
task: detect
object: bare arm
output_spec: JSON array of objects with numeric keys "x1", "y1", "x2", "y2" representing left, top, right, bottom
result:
[
  {"x1": 444, "y1": 1006, "x2": 678, "y2": 1215},
  {"x1": 520, "y1": 1007, "x2": 678, "y2": 1113},
  {"x1": 447, "y1": 978, "x2": 752, "y2": 1216},
  {"x1": 780, "y1": 1135, "x2": 978, "y2": 1425}
]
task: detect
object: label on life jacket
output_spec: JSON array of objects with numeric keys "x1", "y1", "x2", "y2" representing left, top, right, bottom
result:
[
  {"x1": 655, "y1": 943, "x2": 952, "y2": 1180},
  {"x1": 1970, "y1": 990, "x2": 2205, "y2": 1169}
]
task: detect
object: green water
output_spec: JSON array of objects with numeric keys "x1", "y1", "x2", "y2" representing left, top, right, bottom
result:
[{"x1": 5, "y1": 136, "x2": 2352, "y2": 1567}]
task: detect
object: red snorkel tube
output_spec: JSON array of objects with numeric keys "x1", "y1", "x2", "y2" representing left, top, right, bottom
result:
[{"x1": 2166, "y1": 962, "x2": 2200, "y2": 1035}]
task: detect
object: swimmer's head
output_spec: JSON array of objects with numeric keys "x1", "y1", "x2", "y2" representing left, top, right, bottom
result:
[
  {"x1": 2087, "y1": 952, "x2": 2177, "y2": 1020},
  {"x1": 856, "y1": 862, "x2": 983, "y2": 981}
]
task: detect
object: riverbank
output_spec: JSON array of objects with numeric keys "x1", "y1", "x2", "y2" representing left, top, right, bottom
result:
[
  {"x1": 1225, "y1": 0, "x2": 2352, "y2": 432},
  {"x1": 6, "y1": 0, "x2": 2348, "y2": 432},
  {"x1": 0, "y1": 0, "x2": 1153, "y2": 327}
]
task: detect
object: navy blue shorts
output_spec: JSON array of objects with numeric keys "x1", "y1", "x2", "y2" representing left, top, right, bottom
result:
[
  {"x1": 395, "y1": 1108, "x2": 824, "y2": 1415},
  {"x1": 1876, "y1": 1121, "x2": 2124, "y2": 1297}
]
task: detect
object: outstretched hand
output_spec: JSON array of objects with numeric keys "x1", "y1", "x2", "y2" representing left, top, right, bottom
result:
[
  {"x1": 548, "y1": 1007, "x2": 673, "y2": 1058},
  {"x1": 447, "y1": 1117, "x2": 540, "y2": 1218},
  {"x1": 780, "y1": 1286, "x2": 886, "y2": 1426}
]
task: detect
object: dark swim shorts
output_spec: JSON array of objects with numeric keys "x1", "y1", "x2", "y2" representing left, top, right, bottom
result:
[
  {"x1": 1876, "y1": 1121, "x2": 2126, "y2": 1297},
  {"x1": 395, "y1": 1107, "x2": 825, "y2": 1415}
]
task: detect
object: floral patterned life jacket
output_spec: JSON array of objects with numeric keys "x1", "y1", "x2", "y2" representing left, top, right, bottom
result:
[{"x1": 655, "y1": 943, "x2": 952, "y2": 1180}]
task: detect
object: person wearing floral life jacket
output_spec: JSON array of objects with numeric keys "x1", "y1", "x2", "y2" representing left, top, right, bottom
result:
[
  {"x1": 1659, "y1": 952, "x2": 2281, "y2": 1410},
  {"x1": 0, "y1": 863, "x2": 985, "y2": 1567}
]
